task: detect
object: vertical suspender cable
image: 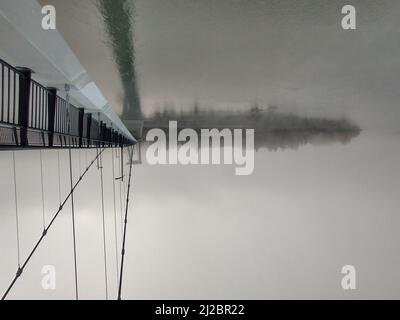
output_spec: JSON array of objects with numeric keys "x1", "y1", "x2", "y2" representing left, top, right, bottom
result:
[
  {"x1": 99, "y1": 151, "x2": 109, "y2": 300},
  {"x1": 2, "y1": 149, "x2": 105, "y2": 300},
  {"x1": 66, "y1": 84, "x2": 79, "y2": 300},
  {"x1": 122, "y1": 147, "x2": 126, "y2": 230},
  {"x1": 12, "y1": 151, "x2": 21, "y2": 269},
  {"x1": 68, "y1": 148, "x2": 79, "y2": 300},
  {"x1": 121, "y1": 145, "x2": 124, "y2": 183},
  {"x1": 39, "y1": 150, "x2": 46, "y2": 230},
  {"x1": 57, "y1": 150, "x2": 61, "y2": 206},
  {"x1": 96, "y1": 147, "x2": 100, "y2": 169},
  {"x1": 118, "y1": 149, "x2": 124, "y2": 234},
  {"x1": 118, "y1": 146, "x2": 134, "y2": 300},
  {"x1": 78, "y1": 149, "x2": 81, "y2": 176},
  {"x1": 111, "y1": 147, "x2": 119, "y2": 284},
  {"x1": 122, "y1": 179, "x2": 126, "y2": 215}
]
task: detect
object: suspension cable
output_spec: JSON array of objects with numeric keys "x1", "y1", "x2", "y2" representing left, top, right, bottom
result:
[
  {"x1": 111, "y1": 147, "x2": 119, "y2": 284},
  {"x1": 121, "y1": 145, "x2": 124, "y2": 183},
  {"x1": 78, "y1": 149, "x2": 81, "y2": 176},
  {"x1": 39, "y1": 150, "x2": 46, "y2": 230},
  {"x1": 12, "y1": 151, "x2": 21, "y2": 269},
  {"x1": 122, "y1": 173, "x2": 126, "y2": 229},
  {"x1": 118, "y1": 149, "x2": 124, "y2": 234},
  {"x1": 57, "y1": 150, "x2": 61, "y2": 206},
  {"x1": 121, "y1": 148, "x2": 126, "y2": 232},
  {"x1": 65, "y1": 83, "x2": 79, "y2": 300},
  {"x1": 96, "y1": 147, "x2": 100, "y2": 169},
  {"x1": 68, "y1": 148, "x2": 79, "y2": 300},
  {"x1": 99, "y1": 151, "x2": 109, "y2": 300},
  {"x1": 118, "y1": 146, "x2": 134, "y2": 300},
  {"x1": 1, "y1": 148, "x2": 105, "y2": 301}
]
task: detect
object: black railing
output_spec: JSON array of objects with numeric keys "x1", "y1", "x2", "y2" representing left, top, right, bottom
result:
[
  {"x1": 0, "y1": 57, "x2": 134, "y2": 148},
  {"x1": 29, "y1": 80, "x2": 49, "y2": 131},
  {"x1": 0, "y1": 59, "x2": 20, "y2": 127}
]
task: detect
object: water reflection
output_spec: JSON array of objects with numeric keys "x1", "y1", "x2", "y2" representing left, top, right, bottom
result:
[
  {"x1": 127, "y1": 105, "x2": 360, "y2": 155},
  {"x1": 10, "y1": 0, "x2": 397, "y2": 299},
  {"x1": 97, "y1": 0, "x2": 142, "y2": 119}
]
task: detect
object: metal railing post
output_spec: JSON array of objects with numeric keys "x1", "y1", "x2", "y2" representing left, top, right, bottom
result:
[
  {"x1": 86, "y1": 113, "x2": 92, "y2": 147},
  {"x1": 47, "y1": 87, "x2": 57, "y2": 147},
  {"x1": 100, "y1": 121, "x2": 104, "y2": 147},
  {"x1": 64, "y1": 84, "x2": 71, "y2": 147},
  {"x1": 103, "y1": 123, "x2": 107, "y2": 147},
  {"x1": 78, "y1": 108, "x2": 84, "y2": 148},
  {"x1": 16, "y1": 67, "x2": 32, "y2": 146}
]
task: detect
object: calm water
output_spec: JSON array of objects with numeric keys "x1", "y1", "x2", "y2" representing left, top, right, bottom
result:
[
  {"x1": 2, "y1": 0, "x2": 400, "y2": 299},
  {"x1": 1, "y1": 131, "x2": 400, "y2": 299}
]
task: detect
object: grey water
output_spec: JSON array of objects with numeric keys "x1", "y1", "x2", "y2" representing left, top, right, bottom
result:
[
  {"x1": 1, "y1": 131, "x2": 400, "y2": 299},
  {"x1": 1, "y1": 0, "x2": 400, "y2": 299}
]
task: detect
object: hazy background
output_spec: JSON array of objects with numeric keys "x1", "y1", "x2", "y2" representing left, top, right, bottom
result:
[
  {"x1": 1, "y1": 132, "x2": 400, "y2": 299},
  {"x1": 41, "y1": 0, "x2": 400, "y2": 129},
  {"x1": 134, "y1": 0, "x2": 400, "y2": 130},
  {"x1": 1, "y1": 0, "x2": 400, "y2": 299}
]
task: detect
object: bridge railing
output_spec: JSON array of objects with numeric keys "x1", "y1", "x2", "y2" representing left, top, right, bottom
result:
[
  {"x1": 0, "y1": 59, "x2": 20, "y2": 127},
  {"x1": 0, "y1": 57, "x2": 134, "y2": 148},
  {"x1": 29, "y1": 80, "x2": 49, "y2": 131}
]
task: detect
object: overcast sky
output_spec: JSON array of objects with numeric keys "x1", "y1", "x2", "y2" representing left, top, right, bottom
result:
[
  {"x1": 44, "y1": 0, "x2": 400, "y2": 130},
  {"x1": 132, "y1": 0, "x2": 400, "y2": 129}
]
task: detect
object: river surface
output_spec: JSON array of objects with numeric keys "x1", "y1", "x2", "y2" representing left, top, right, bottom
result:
[
  {"x1": 1, "y1": 0, "x2": 400, "y2": 299},
  {"x1": 0, "y1": 131, "x2": 400, "y2": 299}
]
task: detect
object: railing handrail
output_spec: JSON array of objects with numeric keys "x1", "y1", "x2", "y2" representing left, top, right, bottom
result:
[
  {"x1": 0, "y1": 57, "x2": 134, "y2": 148},
  {"x1": 0, "y1": 58, "x2": 25, "y2": 77}
]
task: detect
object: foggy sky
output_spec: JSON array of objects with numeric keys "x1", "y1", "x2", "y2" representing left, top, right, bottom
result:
[
  {"x1": 133, "y1": 0, "x2": 400, "y2": 129},
  {"x1": 42, "y1": 0, "x2": 400, "y2": 130}
]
